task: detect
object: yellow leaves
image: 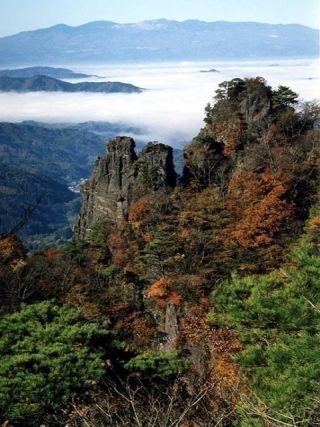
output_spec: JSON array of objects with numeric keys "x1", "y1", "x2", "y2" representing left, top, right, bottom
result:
[
  {"x1": 0, "y1": 234, "x2": 26, "y2": 273},
  {"x1": 307, "y1": 215, "x2": 320, "y2": 244},
  {"x1": 0, "y1": 235, "x2": 22, "y2": 258},
  {"x1": 178, "y1": 228, "x2": 190, "y2": 240},
  {"x1": 65, "y1": 284, "x2": 100, "y2": 319},
  {"x1": 308, "y1": 215, "x2": 320, "y2": 232},
  {"x1": 213, "y1": 355, "x2": 240, "y2": 390},
  {"x1": 11, "y1": 258, "x2": 27, "y2": 271}
]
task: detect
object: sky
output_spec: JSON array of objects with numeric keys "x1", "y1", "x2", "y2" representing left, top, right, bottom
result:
[{"x1": 0, "y1": 0, "x2": 319, "y2": 37}]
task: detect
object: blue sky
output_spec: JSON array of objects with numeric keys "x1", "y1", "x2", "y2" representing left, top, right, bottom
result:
[{"x1": 0, "y1": 0, "x2": 319, "y2": 36}]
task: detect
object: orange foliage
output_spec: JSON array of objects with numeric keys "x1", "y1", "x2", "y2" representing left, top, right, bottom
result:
[
  {"x1": 221, "y1": 119, "x2": 244, "y2": 157},
  {"x1": 108, "y1": 232, "x2": 124, "y2": 249},
  {"x1": 180, "y1": 316, "x2": 211, "y2": 344},
  {"x1": 107, "y1": 232, "x2": 129, "y2": 267},
  {"x1": 180, "y1": 313, "x2": 240, "y2": 355},
  {"x1": 178, "y1": 228, "x2": 190, "y2": 241},
  {"x1": 225, "y1": 171, "x2": 294, "y2": 248},
  {"x1": 146, "y1": 277, "x2": 182, "y2": 307},
  {"x1": 0, "y1": 234, "x2": 26, "y2": 273},
  {"x1": 180, "y1": 306, "x2": 241, "y2": 397},
  {"x1": 129, "y1": 196, "x2": 151, "y2": 228},
  {"x1": 129, "y1": 313, "x2": 156, "y2": 340},
  {"x1": 167, "y1": 291, "x2": 183, "y2": 306},
  {"x1": 107, "y1": 301, "x2": 131, "y2": 318},
  {"x1": 213, "y1": 355, "x2": 240, "y2": 390},
  {"x1": 113, "y1": 249, "x2": 128, "y2": 267},
  {"x1": 44, "y1": 248, "x2": 63, "y2": 259},
  {"x1": 142, "y1": 231, "x2": 153, "y2": 243},
  {"x1": 146, "y1": 277, "x2": 171, "y2": 298},
  {"x1": 190, "y1": 297, "x2": 211, "y2": 316},
  {"x1": 0, "y1": 234, "x2": 25, "y2": 260},
  {"x1": 308, "y1": 215, "x2": 320, "y2": 244}
]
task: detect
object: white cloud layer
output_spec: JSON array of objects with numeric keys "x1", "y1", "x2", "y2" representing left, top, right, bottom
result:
[{"x1": 0, "y1": 59, "x2": 319, "y2": 147}]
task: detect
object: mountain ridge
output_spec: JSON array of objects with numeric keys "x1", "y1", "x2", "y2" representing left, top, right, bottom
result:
[
  {"x1": 6, "y1": 19, "x2": 318, "y2": 35},
  {"x1": 0, "y1": 19, "x2": 318, "y2": 64},
  {"x1": 0, "y1": 75, "x2": 143, "y2": 93},
  {"x1": 0, "y1": 66, "x2": 93, "y2": 79}
]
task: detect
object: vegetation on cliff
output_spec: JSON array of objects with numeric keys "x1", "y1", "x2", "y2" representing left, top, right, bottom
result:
[{"x1": 0, "y1": 77, "x2": 319, "y2": 426}]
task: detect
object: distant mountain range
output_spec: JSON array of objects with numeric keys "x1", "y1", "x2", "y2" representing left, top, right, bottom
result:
[
  {"x1": 0, "y1": 75, "x2": 142, "y2": 93},
  {"x1": 0, "y1": 66, "x2": 93, "y2": 79},
  {"x1": 0, "y1": 19, "x2": 318, "y2": 64}
]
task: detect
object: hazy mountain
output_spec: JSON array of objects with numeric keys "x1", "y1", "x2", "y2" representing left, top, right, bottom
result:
[
  {"x1": 0, "y1": 19, "x2": 318, "y2": 64},
  {"x1": 0, "y1": 75, "x2": 143, "y2": 93},
  {"x1": 0, "y1": 66, "x2": 93, "y2": 78},
  {"x1": 200, "y1": 68, "x2": 220, "y2": 73}
]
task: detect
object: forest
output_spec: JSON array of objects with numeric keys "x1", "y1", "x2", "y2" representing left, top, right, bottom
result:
[{"x1": 0, "y1": 76, "x2": 319, "y2": 426}]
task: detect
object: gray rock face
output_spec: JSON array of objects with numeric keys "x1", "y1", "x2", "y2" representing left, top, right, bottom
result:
[
  {"x1": 240, "y1": 84, "x2": 272, "y2": 133},
  {"x1": 135, "y1": 142, "x2": 177, "y2": 191},
  {"x1": 75, "y1": 137, "x2": 176, "y2": 240}
]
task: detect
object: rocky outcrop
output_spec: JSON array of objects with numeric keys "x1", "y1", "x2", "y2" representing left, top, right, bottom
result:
[
  {"x1": 183, "y1": 77, "x2": 274, "y2": 189},
  {"x1": 134, "y1": 142, "x2": 177, "y2": 193},
  {"x1": 75, "y1": 137, "x2": 136, "y2": 239},
  {"x1": 75, "y1": 137, "x2": 176, "y2": 240},
  {"x1": 239, "y1": 81, "x2": 272, "y2": 134}
]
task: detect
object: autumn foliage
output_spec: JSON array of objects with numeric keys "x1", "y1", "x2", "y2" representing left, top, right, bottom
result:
[
  {"x1": 129, "y1": 196, "x2": 151, "y2": 228},
  {"x1": 225, "y1": 171, "x2": 295, "y2": 248},
  {"x1": 146, "y1": 277, "x2": 183, "y2": 307}
]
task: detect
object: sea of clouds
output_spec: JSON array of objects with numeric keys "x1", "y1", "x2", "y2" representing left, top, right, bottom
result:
[{"x1": 0, "y1": 59, "x2": 319, "y2": 147}]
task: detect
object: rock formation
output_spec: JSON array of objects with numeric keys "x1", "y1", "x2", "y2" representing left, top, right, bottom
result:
[
  {"x1": 183, "y1": 77, "x2": 273, "y2": 189},
  {"x1": 75, "y1": 137, "x2": 176, "y2": 240}
]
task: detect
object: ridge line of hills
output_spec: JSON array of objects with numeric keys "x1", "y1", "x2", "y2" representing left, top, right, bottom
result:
[
  {"x1": 6, "y1": 19, "x2": 319, "y2": 35},
  {"x1": 1, "y1": 19, "x2": 318, "y2": 64},
  {"x1": 0, "y1": 75, "x2": 143, "y2": 93},
  {"x1": 0, "y1": 66, "x2": 94, "y2": 79}
]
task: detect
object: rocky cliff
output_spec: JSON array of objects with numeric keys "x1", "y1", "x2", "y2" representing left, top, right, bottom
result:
[
  {"x1": 183, "y1": 77, "x2": 274, "y2": 189},
  {"x1": 75, "y1": 137, "x2": 176, "y2": 240}
]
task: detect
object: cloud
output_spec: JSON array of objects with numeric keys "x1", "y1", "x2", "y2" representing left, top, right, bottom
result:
[{"x1": 0, "y1": 59, "x2": 319, "y2": 147}]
